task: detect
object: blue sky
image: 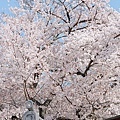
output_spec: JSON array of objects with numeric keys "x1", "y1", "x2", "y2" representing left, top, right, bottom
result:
[
  {"x1": 0, "y1": 0, "x2": 120, "y2": 14},
  {"x1": 110, "y1": 0, "x2": 120, "y2": 11},
  {"x1": 0, "y1": 0, "x2": 18, "y2": 14}
]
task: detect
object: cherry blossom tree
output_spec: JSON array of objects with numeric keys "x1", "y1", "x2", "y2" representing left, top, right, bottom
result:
[{"x1": 0, "y1": 0, "x2": 120, "y2": 119}]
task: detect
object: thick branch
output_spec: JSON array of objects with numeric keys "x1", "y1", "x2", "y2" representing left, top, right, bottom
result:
[
  {"x1": 30, "y1": 97, "x2": 52, "y2": 107},
  {"x1": 62, "y1": 1, "x2": 70, "y2": 23},
  {"x1": 74, "y1": 59, "x2": 94, "y2": 77},
  {"x1": 84, "y1": 60, "x2": 93, "y2": 76},
  {"x1": 50, "y1": 12, "x2": 67, "y2": 23},
  {"x1": 65, "y1": 96, "x2": 73, "y2": 105},
  {"x1": 23, "y1": 80, "x2": 30, "y2": 100},
  {"x1": 114, "y1": 34, "x2": 120, "y2": 39}
]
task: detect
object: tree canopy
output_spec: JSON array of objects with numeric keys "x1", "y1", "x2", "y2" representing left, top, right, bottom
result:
[{"x1": 0, "y1": 0, "x2": 120, "y2": 119}]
